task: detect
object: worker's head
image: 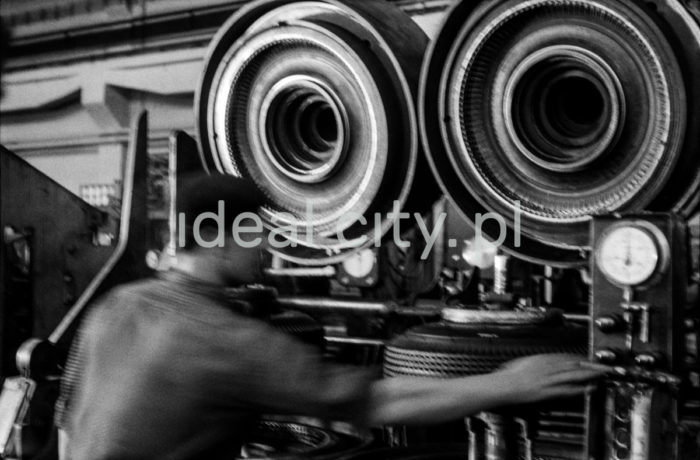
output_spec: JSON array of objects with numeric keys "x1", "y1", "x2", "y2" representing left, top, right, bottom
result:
[{"x1": 177, "y1": 173, "x2": 268, "y2": 285}]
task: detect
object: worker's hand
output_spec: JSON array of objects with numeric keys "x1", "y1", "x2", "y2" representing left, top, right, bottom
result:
[{"x1": 495, "y1": 353, "x2": 607, "y2": 405}]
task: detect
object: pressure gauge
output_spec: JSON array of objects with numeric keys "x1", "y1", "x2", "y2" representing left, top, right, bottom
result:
[
  {"x1": 341, "y1": 248, "x2": 376, "y2": 279},
  {"x1": 595, "y1": 222, "x2": 670, "y2": 287}
]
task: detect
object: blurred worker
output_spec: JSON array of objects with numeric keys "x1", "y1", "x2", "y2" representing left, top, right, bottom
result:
[{"x1": 56, "y1": 174, "x2": 605, "y2": 460}]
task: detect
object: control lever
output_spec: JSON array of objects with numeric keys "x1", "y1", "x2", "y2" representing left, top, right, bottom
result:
[
  {"x1": 620, "y1": 301, "x2": 652, "y2": 347},
  {"x1": 639, "y1": 304, "x2": 651, "y2": 344}
]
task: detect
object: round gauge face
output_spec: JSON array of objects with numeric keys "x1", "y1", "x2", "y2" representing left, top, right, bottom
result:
[
  {"x1": 341, "y1": 249, "x2": 375, "y2": 279},
  {"x1": 596, "y1": 225, "x2": 664, "y2": 286}
]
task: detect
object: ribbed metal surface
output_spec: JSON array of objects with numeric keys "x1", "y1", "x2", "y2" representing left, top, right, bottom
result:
[
  {"x1": 242, "y1": 420, "x2": 336, "y2": 456},
  {"x1": 385, "y1": 348, "x2": 543, "y2": 378},
  {"x1": 383, "y1": 320, "x2": 588, "y2": 378},
  {"x1": 240, "y1": 417, "x2": 373, "y2": 459}
]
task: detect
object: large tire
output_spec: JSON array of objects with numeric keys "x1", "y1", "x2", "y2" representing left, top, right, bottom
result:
[
  {"x1": 198, "y1": 0, "x2": 439, "y2": 265},
  {"x1": 384, "y1": 321, "x2": 588, "y2": 378},
  {"x1": 420, "y1": 0, "x2": 700, "y2": 266}
]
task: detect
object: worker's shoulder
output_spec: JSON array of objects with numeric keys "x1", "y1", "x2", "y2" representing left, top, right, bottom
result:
[
  {"x1": 79, "y1": 278, "x2": 159, "y2": 320},
  {"x1": 117, "y1": 276, "x2": 246, "y2": 324},
  {"x1": 101, "y1": 277, "x2": 165, "y2": 305},
  {"x1": 86, "y1": 277, "x2": 262, "y2": 332}
]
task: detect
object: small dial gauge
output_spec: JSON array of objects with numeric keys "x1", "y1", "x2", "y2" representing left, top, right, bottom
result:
[
  {"x1": 341, "y1": 249, "x2": 376, "y2": 279},
  {"x1": 596, "y1": 224, "x2": 668, "y2": 286}
]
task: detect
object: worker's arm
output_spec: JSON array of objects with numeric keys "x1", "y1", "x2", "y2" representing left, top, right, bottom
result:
[
  {"x1": 367, "y1": 354, "x2": 604, "y2": 425},
  {"x1": 211, "y1": 315, "x2": 604, "y2": 426}
]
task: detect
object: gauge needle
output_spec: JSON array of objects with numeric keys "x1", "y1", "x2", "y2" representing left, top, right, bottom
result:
[{"x1": 624, "y1": 234, "x2": 632, "y2": 267}]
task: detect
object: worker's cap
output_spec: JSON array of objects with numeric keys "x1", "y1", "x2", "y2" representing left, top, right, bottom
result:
[{"x1": 178, "y1": 173, "x2": 265, "y2": 229}]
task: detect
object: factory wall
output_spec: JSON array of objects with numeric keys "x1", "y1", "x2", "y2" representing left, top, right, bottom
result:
[{"x1": 0, "y1": 0, "x2": 449, "y2": 213}]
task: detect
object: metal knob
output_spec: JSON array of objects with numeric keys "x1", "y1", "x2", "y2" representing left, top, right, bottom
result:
[
  {"x1": 595, "y1": 349, "x2": 618, "y2": 364},
  {"x1": 634, "y1": 353, "x2": 662, "y2": 369},
  {"x1": 595, "y1": 315, "x2": 624, "y2": 333}
]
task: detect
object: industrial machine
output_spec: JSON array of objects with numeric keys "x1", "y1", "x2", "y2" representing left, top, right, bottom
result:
[
  {"x1": 0, "y1": 113, "x2": 152, "y2": 457},
  {"x1": 587, "y1": 214, "x2": 697, "y2": 460},
  {"x1": 1, "y1": 0, "x2": 699, "y2": 459}
]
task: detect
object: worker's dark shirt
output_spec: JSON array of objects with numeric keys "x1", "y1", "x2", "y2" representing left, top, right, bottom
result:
[{"x1": 57, "y1": 271, "x2": 374, "y2": 460}]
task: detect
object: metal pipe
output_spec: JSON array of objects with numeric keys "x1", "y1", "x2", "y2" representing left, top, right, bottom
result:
[
  {"x1": 544, "y1": 265, "x2": 553, "y2": 305},
  {"x1": 564, "y1": 314, "x2": 592, "y2": 322},
  {"x1": 279, "y1": 296, "x2": 586, "y2": 320},
  {"x1": 324, "y1": 337, "x2": 385, "y2": 347},
  {"x1": 394, "y1": 306, "x2": 442, "y2": 317},
  {"x1": 276, "y1": 297, "x2": 394, "y2": 314},
  {"x1": 493, "y1": 254, "x2": 509, "y2": 295},
  {"x1": 265, "y1": 266, "x2": 336, "y2": 277}
]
